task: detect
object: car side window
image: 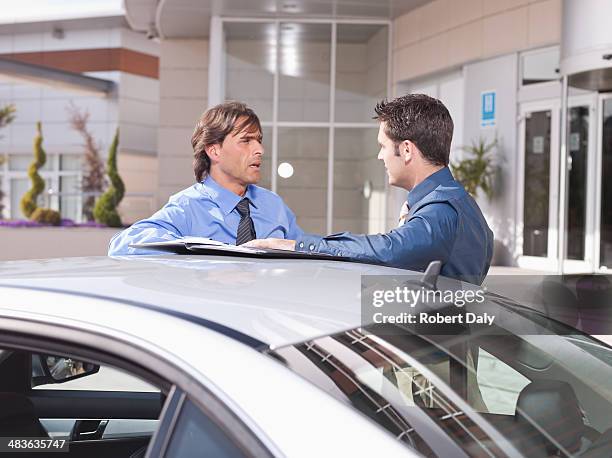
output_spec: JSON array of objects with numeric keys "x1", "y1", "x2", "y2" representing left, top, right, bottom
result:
[
  {"x1": 0, "y1": 347, "x2": 166, "y2": 458},
  {"x1": 164, "y1": 399, "x2": 246, "y2": 458},
  {"x1": 32, "y1": 354, "x2": 159, "y2": 392}
]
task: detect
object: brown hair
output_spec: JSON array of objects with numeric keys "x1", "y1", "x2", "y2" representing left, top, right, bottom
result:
[
  {"x1": 191, "y1": 101, "x2": 262, "y2": 181},
  {"x1": 374, "y1": 94, "x2": 453, "y2": 166}
]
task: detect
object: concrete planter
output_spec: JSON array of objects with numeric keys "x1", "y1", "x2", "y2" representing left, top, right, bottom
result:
[{"x1": 0, "y1": 227, "x2": 121, "y2": 261}]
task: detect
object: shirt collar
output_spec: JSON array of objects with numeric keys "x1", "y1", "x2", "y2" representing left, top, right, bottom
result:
[
  {"x1": 407, "y1": 166, "x2": 454, "y2": 209},
  {"x1": 201, "y1": 175, "x2": 258, "y2": 215}
]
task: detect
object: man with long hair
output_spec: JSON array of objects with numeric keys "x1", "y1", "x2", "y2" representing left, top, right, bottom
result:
[{"x1": 108, "y1": 101, "x2": 302, "y2": 256}]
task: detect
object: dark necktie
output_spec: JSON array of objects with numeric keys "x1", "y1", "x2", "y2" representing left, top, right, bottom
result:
[{"x1": 235, "y1": 198, "x2": 256, "y2": 245}]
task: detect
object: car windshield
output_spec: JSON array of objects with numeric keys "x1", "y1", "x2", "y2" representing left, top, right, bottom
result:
[
  {"x1": 492, "y1": 296, "x2": 612, "y2": 365},
  {"x1": 269, "y1": 315, "x2": 612, "y2": 457}
]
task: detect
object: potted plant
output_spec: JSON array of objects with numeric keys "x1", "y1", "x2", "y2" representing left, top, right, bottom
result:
[{"x1": 450, "y1": 137, "x2": 497, "y2": 200}]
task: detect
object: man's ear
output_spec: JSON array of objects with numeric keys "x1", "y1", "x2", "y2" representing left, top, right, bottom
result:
[
  {"x1": 401, "y1": 140, "x2": 412, "y2": 164},
  {"x1": 205, "y1": 144, "x2": 220, "y2": 164}
]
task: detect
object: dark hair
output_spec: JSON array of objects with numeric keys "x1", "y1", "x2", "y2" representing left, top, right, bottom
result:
[
  {"x1": 191, "y1": 101, "x2": 262, "y2": 181},
  {"x1": 374, "y1": 94, "x2": 453, "y2": 166}
]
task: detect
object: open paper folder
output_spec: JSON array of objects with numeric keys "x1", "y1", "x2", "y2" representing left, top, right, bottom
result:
[{"x1": 129, "y1": 237, "x2": 351, "y2": 261}]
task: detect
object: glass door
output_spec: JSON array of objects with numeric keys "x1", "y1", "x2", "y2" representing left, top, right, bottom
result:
[
  {"x1": 567, "y1": 106, "x2": 589, "y2": 260},
  {"x1": 598, "y1": 95, "x2": 612, "y2": 270},
  {"x1": 563, "y1": 96, "x2": 597, "y2": 273},
  {"x1": 518, "y1": 101, "x2": 560, "y2": 270}
]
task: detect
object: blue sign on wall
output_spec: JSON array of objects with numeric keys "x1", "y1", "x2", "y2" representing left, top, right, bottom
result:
[{"x1": 481, "y1": 91, "x2": 496, "y2": 127}]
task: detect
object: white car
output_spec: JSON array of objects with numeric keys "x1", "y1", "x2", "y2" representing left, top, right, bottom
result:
[{"x1": 0, "y1": 254, "x2": 611, "y2": 458}]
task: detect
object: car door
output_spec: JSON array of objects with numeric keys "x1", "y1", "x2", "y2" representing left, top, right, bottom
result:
[
  {"x1": 32, "y1": 357, "x2": 162, "y2": 458},
  {"x1": 0, "y1": 287, "x2": 278, "y2": 458}
]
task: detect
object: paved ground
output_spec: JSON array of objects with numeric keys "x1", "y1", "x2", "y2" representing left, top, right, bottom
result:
[
  {"x1": 488, "y1": 266, "x2": 555, "y2": 275},
  {"x1": 486, "y1": 266, "x2": 612, "y2": 346}
]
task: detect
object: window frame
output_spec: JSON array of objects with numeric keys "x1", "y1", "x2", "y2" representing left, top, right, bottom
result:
[
  {"x1": 518, "y1": 45, "x2": 561, "y2": 89},
  {"x1": 1, "y1": 152, "x2": 83, "y2": 220},
  {"x1": 153, "y1": 389, "x2": 252, "y2": 458},
  {"x1": 213, "y1": 16, "x2": 392, "y2": 234}
]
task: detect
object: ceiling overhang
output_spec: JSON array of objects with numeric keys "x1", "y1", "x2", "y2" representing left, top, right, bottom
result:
[
  {"x1": 124, "y1": 0, "x2": 159, "y2": 35},
  {"x1": 0, "y1": 58, "x2": 115, "y2": 96},
  {"x1": 124, "y1": 0, "x2": 430, "y2": 39}
]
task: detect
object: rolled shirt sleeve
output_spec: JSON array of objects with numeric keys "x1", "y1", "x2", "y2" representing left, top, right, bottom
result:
[
  {"x1": 295, "y1": 202, "x2": 458, "y2": 271},
  {"x1": 108, "y1": 200, "x2": 191, "y2": 256}
]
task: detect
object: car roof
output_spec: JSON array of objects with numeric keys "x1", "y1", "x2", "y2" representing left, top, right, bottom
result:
[{"x1": 0, "y1": 255, "x2": 413, "y2": 348}]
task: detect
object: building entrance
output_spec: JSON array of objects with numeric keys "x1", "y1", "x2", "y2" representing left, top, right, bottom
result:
[{"x1": 518, "y1": 95, "x2": 599, "y2": 272}]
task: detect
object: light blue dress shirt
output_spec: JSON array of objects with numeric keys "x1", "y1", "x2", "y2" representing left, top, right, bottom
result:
[
  {"x1": 295, "y1": 167, "x2": 494, "y2": 285},
  {"x1": 108, "y1": 176, "x2": 304, "y2": 256}
]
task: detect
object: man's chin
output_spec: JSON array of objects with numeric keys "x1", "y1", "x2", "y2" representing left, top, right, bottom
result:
[{"x1": 245, "y1": 172, "x2": 260, "y2": 185}]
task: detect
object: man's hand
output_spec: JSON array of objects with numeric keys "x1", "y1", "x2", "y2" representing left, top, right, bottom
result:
[{"x1": 244, "y1": 238, "x2": 296, "y2": 251}]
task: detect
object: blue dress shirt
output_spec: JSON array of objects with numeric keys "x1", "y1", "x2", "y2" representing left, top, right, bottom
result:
[
  {"x1": 295, "y1": 167, "x2": 494, "y2": 285},
  {"x1": 108, "y1": 176, "x2": 304, "y2": 256}
]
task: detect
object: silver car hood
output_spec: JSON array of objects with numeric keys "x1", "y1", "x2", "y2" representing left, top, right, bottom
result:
[{"x1": 0, "y1": 255, "x2": 411, "y2": 348}]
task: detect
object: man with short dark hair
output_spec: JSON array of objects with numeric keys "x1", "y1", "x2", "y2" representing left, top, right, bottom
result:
[
  {"x1": 247, "y1": 94, "x2": 494, "y2": 285},
  {"x1": 108, "y1": 101, "x2": 303, "y2": 256}
]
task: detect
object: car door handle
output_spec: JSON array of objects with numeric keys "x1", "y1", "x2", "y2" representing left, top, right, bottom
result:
[{"x1": 71, "y1": 419, "x2": 108, "y2": 441}]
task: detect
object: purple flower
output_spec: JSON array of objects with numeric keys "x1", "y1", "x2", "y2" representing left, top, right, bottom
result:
[{"x1": 0, "y1": 219, "x2": 108, "y2": 228}]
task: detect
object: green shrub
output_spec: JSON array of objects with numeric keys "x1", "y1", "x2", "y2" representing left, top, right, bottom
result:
[
  {"x1": 451, "y1": 137, "x2": 497, "y2": 200},
  {"x1": 21, "y1": 122, "x2": 46, "y2": 217},
  {"x1": 31, "y1": 207, "x2": 61, "y2": 225},
  {"x1": 20, "y1": 122, "x2": 60, "y2": 224},
  {"x1": 94, "y1": 129, "x2": 124, "y2": 227}
]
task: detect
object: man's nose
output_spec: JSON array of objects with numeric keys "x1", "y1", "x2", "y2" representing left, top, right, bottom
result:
[{"x1": 377, "y1": 148, "x2": 384, "y2": 160}]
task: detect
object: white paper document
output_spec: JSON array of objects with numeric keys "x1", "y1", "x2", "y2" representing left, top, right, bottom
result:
[
  {"x1": 130, "y1": 237, "x2": 266, "y2": 253},
  {"x1": 129, "y1": 237, "x2": 348, "y2": 260}
]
